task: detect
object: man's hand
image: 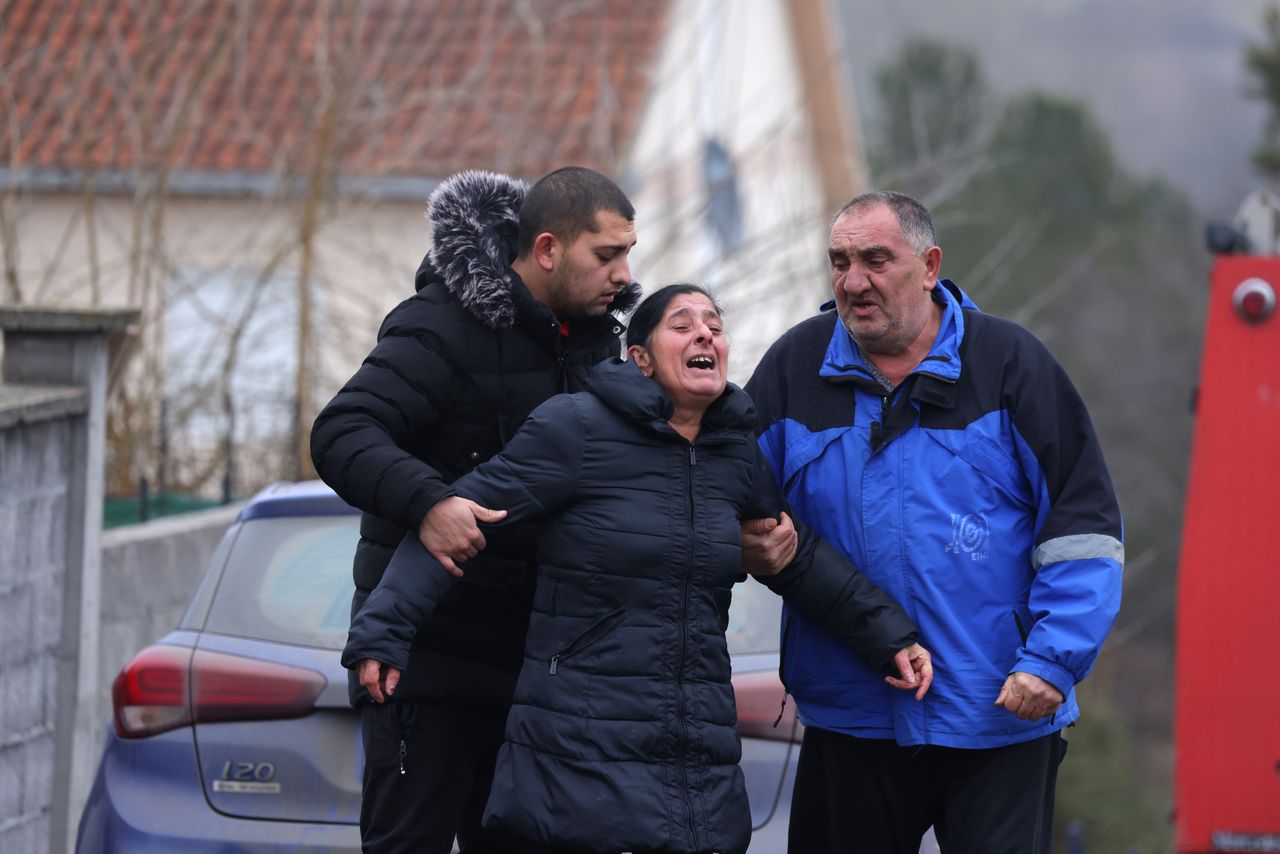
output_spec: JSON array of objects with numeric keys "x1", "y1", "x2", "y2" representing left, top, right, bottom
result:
[
  {"x1": 418, "y1": 496, "x2": 508, "y2": 577},
  {"x1": 884, "y1": 642, "x2": 933, "y2": 701},
  {"x1": 357, "y1": 658, "x2": 402, "y2": 704},
  {"x1": 740, "y1": 512, "x2": 798, "y2": 577},
  {"x1": 994, "y1": 671, "x2": 1064, "y2": 721}
]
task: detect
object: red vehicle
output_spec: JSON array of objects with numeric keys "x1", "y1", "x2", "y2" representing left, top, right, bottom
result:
[{"x1": 1175, "y1": 222, "x2": 1280, "y2": 851}]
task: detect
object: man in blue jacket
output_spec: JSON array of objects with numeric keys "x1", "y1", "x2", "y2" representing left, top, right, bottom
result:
[{"x1": 744, "y1": 191, "x2": 1123, "y2": 853}]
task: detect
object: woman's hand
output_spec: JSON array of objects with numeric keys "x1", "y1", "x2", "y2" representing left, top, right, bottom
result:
[
  {"x1": 740, "y1": 512, "x2": 798, "y2": 576},
  {"x1": 357, "y1": 658, "x2": 402, "y2": 703},
  {"x1": 885, "y1": 643, "x2": 933, "y2": 701}
]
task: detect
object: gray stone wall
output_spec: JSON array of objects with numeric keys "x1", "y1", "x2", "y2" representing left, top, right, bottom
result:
[
  {"x1": 0, "y1": 306, "x2": 272, "y2": 852},
  {"x1": 2, "y1": 417, "x2": 242, "y2": 852},
  {"x1": 0, "y1": 388, "x2": 87, "y2": 854},
  {"x1": 2, "y1": 306, "x2": 137, "y2": 854}
]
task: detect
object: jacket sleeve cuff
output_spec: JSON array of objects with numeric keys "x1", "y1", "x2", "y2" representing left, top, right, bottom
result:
[
  {"x1": 1011, "y1": 653, "x2": 1075, "y2": 698},
  {"x1": 340, "y1": 640, "x2": 410, "y2": 673},
  {"x1": 403, "y1": 480, "x2": 456, "y2": 532},
  {"x1": 755, "y1": 566, "x2": 797, "y2": 596},
  {"x1": 342, "y1": 596, "x2": 416, "y2": 672}
]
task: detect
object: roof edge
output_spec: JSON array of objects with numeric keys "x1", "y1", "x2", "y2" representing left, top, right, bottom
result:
[{"x1": 0, "y1": 167, "x2": 442, "y2": 203}]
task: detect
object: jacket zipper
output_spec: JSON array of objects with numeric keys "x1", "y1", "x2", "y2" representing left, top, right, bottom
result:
[
  {"x1": 869, "y1": 393, "x2": 890, "y2": 454},
  {"x1": 677, "y1": 442, "x2": 698, "y2": 851},
  {"x1": 549, "y1": 608, "x2": 626, "y2": 674},
  {"x1": 554, "y1": 327, "x2": 569, "y2": 394},
  {"x1": 865, "y1": 369, "x2": 955, "y2": 456},
  {"x1": 391, "y1": 703, "x2": 414, "y2": 776}
]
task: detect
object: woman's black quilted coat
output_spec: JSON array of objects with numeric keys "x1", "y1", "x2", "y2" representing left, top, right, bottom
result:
[{"x1": 345, "y1": 360, "x2": 918, "y2": 853}]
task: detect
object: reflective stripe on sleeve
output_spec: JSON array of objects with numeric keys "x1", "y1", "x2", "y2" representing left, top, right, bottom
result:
[{"x1": 1032, "y1": 534, "x2": 1125, "y2": 571}]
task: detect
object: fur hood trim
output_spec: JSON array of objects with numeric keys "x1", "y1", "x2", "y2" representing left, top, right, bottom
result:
[
  {"x1": 427, "y1": 170, "x2": 642, "y2": 329},
  {"x1": 428, "y1": 171, "x2": 528, "y2": 329}
]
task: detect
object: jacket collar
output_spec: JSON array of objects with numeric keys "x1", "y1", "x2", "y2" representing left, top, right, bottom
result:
[
  {"x1": 508, "y1": 269, "x2": 636, "y2": 352},
  {"x1": 420, "y1": 169, "x2": 641, "y2": 331},
  {"x1": 818, "y1": 279, "x2": 973, "y2": 406},
  {"x1": 581, "y1": 359, "x2": 755, "y2": 439}
]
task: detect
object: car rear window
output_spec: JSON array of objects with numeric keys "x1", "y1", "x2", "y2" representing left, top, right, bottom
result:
[
  {"x1": 203, "y1": 515, "x2": 360, "y2": 649},
  {"x1": 201, "y1": 514, "x2": 781, "y2": 655}
]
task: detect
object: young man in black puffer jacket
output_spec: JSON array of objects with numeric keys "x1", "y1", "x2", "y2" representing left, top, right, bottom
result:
[{"x1": 310, "y1": 167, "x2": 640, "y2": 854}]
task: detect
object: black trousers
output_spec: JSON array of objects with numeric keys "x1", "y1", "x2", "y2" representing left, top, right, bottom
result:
[
  {"x1": 787, "y1": 727, "x2": 1067, "y2": 854},
  {"x1": 360, "y1": 699, "x2": 531, "y2": 854},
  {"x1": 360, "y1": 701, "x2": 704, "y2": 854}
]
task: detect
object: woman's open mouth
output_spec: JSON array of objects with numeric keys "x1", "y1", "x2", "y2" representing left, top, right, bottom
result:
[{"x1": 686, "y1": 355, "x2": 716, "y2": 370}]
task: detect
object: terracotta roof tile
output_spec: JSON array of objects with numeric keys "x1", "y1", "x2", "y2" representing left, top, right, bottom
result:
[{"x1": 3, "y1": 0, "x2": 670, "y2": 187}]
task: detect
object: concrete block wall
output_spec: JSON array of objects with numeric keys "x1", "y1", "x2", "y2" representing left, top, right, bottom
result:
[
  {"x1": 0, "y1": 307, "x2": 255, "y2": 851},
  {"x1": 0, "y1": 388, "x2": 88, "y2": 854},
  {"x1": 1, "y1": 307, "x2": 137, "y2": 854},
  {"x1": 92, "y1": 505, "x2": 242, "y2": 737}
]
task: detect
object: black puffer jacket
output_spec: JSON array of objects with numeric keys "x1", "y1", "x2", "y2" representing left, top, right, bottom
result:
[
  {"x1": 344, "y1": 359, "x2": 918, "y2": 854},
  {"x1": 310, "y1": 171, "x2": 640, "y2": 706}
]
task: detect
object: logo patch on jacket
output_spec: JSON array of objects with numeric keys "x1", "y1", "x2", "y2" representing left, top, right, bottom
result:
[{"x1": 946, "y1": 512, "x2": 990, "y2": 561}]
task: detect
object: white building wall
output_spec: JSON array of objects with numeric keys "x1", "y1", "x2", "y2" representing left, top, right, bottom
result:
[
  {"x1": 5, "y1": 193, "x2": 434, "y2": 489},
  {"x1": 8, "y1": 193, "x2": 430, "y2": 393},
  {"x1": 626, "y1": 0, "x2": 839, "y2": 384}
]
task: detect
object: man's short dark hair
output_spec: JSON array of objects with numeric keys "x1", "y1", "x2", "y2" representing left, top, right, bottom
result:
[
  {"x1": 517, "y1": 166, "x2": 635, "y2": 256},
  {"x1": 833, "y1": 191, "x2": 936, "y2": 255}
]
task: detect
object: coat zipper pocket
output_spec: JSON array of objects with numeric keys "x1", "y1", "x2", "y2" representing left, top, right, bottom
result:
[
  {"x1": 391, "y1": 703, "x2": 416, "y2": 776},
  {"x1": 1013, "y1": 610, "x2": 1029, "y2": 645},
  {"x1": 549, "y1": 609, "x2": 626, "y2": 674}
]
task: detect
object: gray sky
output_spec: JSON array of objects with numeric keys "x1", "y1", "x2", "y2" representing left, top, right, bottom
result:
[{"x1": 839, "y1": 0, "x2": 1274, "y2": 218}]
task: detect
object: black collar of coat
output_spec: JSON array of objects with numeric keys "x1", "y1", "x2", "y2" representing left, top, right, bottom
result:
[
  {"x1": 421, "y1": 169, "x2": 641, "y2": 330},
  {"x1": 582, "y1": 358, "x2": 755, "y2": 439},
  {"x1": 507, "y1": 268, "x2": 627, "y2": 352}
]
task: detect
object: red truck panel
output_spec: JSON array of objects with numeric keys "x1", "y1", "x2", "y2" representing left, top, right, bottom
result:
[{"x1": 1175, "y1": 256, "x2": 1280, "y2": 852}]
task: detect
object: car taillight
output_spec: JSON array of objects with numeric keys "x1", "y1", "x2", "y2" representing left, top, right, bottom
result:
[
  {"x1": 1233, "y1": 277, "x2": 1276, "y2": 323},
  {"x1": 112, "y1": 645, "x2": 193, "y2": 738},
  {"x1": 112, "y1": 645, "x2": 326, "y2": 739},
  {"x1": 191, "y1": 648, "x2": 325, "y2": 724},
  {"x1": 733, "y1": 670, "x2": 801, "y2": 743}
]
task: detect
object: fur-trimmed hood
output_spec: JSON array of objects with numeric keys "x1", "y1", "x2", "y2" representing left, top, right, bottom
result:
[{"x1": 423, "y1": 170, "x2": 641, "y2": 329}]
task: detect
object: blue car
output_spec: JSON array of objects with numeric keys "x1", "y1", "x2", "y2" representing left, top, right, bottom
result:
[{"x1": 76, "y1": 481, "x2": 801, "y2": 852}]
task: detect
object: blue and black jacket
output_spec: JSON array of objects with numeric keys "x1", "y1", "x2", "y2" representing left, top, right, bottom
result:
[{"x1": 745, "y1": 280, "x2": 1124, "y2": 748}]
